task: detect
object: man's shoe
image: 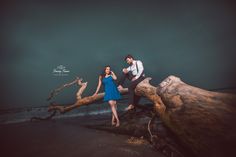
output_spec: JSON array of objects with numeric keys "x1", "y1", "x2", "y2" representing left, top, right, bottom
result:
[{"x1": 125, "y1": 105, "x2": 135, "y2": 111}]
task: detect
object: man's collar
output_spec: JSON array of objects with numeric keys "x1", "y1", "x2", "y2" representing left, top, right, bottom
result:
[{"x1": 131, "y1": 60, "x2": 136, "y2": 65}]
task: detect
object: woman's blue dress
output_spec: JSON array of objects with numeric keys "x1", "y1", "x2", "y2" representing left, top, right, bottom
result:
[{"x1": 102, "y1": 76, "x2": 121, "y2": 101}]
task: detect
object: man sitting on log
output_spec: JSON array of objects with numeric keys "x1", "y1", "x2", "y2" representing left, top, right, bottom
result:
[{"x1": 118, "y1": 54, "x2": 146, "y2": 111}]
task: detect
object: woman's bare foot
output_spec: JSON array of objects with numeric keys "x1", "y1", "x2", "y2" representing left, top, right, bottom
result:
[
  {"x1": 112, "y1": 120, "x2": 116, "y2": 126},
  {"x1": 115, "y1": 121, "x2": 120, "y2": 127},
  {"x1": 125, "y1": 104, "x2": 135, "y2": 111}
]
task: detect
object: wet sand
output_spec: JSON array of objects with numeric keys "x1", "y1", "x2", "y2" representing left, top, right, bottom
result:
[{"x1": 1, "y1": 116, "x2": 164, "y2": 157}]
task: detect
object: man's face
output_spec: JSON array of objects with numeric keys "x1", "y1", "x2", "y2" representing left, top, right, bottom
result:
[{"x1": 126, "y1": 58, "x2": 133, "y2": 65}]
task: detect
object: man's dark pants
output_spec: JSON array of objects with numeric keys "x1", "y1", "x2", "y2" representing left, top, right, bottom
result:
[{"x1": 118, "y1": 72, "x2": 145, "y2": 106}]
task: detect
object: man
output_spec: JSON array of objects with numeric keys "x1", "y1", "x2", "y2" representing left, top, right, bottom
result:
[{"x1": 117, "y1": 54, "x2": 145, "y2": 111}]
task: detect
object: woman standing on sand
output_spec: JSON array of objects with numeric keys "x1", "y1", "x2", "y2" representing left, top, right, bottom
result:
[{"x1": 93, "y1": 65, "x2": 121, "y2": 127}]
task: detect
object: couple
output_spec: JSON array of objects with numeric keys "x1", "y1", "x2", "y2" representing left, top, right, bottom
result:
[{"x1": 93, "y1": 54, "x2": 145, "y2": 127}]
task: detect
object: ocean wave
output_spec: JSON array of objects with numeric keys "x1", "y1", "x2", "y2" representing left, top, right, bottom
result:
[
  {"x1": 0, "y1": 98, "x2": 151, "y2": 125},
  {"x1": 0, "y1": 103, "x2": 126, "y2": 124}
]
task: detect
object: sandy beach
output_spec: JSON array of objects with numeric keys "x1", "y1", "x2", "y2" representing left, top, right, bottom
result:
[{"x1": 1, "y1": 115, "x2": 164, "y2": 157}]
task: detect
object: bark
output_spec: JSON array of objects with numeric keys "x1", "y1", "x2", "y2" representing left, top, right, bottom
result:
[{"x1": 135, "y1": 76, "x2": 236, "y2": 157}]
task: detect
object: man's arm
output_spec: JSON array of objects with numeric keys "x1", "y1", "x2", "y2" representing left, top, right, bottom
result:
[
  {"x1": 123, "y1": 66, "x2": 131, "y2": 74},
  {"x1": 134, "y1": 60, "x2": 144, "y2": 79}
]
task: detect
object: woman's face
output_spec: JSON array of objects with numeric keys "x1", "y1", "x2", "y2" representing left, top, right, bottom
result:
[{"x1": 105, "y1": 67, "x2": 111, "y2": 74}]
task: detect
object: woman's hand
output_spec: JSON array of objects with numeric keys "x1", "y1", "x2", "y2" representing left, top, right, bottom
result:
[
  {"x1": 92, "y1": 93, "x2": 98, "y2": 97},
  {"x1": 110, "y1": 71, "x2": 117, "y2": 80}
]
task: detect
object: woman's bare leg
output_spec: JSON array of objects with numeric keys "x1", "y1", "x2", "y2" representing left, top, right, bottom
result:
[
  {"x1": 109, "y1": 101, "x2": 115, "y2": 125},
  {"x1": 112, "y1": 114, "x2": 115, "y2": 125},
  {"x1": 109, "y1": 100, "x2": 120, "y2": 127},
  {"x1": 112, "y1": 102, "x2": 118, "y2": 125},
  {"x1": 114, "y1": 103, "x2": 119, "y2": 126}
]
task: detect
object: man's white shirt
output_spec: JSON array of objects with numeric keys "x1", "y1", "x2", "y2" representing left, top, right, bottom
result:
[{"x1": 126, "y1": 60, "x2": 144, "y2": 79}]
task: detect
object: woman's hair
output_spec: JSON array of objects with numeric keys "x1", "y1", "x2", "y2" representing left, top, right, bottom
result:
[{"x1": 100, "y1": 65, "x2": 111, "y2": 78}]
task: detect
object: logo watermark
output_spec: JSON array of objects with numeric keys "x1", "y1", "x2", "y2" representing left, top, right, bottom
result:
[{"x1": 52, "y1": 65, "x2": 70, "y2": 76}]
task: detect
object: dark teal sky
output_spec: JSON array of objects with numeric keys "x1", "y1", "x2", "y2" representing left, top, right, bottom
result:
[{"x1": 1, "y1": 0, "x2": 236, "y2": 109}]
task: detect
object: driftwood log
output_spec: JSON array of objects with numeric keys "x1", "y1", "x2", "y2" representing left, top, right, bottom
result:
[
  {"x1": 46, "y1": 75, "x2": 236, "y2": 157},
  {"x1": 48, "y1": 77, "x2": 128, "y2": 113},
  {"x1": 137, "y1": 76, "x2": 236, "y2": 157}
]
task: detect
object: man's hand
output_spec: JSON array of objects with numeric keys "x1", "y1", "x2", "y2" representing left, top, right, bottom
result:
[
  {"x1": 131, "y1": 77, "x2": 137, "y2": 81},
  {"x1": 117, "y1": 85, "x2": 124, "y2": 90},
  {"x1": 122, "y1": 68, "x2": 128, "y2": 74}
]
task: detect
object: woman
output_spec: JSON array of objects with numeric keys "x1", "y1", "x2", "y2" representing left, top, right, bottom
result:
[{"x1": 93, "y1": 65, "x2": 121, "y2": 127}]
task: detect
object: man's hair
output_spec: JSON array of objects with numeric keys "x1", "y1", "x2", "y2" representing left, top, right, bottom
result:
[{"x1": 124, "y1": 54, "x2": 134, "y2": 61}]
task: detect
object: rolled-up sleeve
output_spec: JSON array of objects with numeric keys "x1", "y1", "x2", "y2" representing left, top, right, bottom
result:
[
  {"x1": 126, "y1": 66, "x2": 131, "y2": 72},
  {"x1": 135, "y1": 60, "x2": 144, "y2": 79}
]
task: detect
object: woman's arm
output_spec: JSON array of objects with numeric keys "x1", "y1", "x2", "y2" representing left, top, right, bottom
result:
[
  {"x1": 111, "y1": 71, "x2": 117, "y2": 80},
  {"x1": 93, "y1": 76, "x2": 102, "y2": 95}
]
